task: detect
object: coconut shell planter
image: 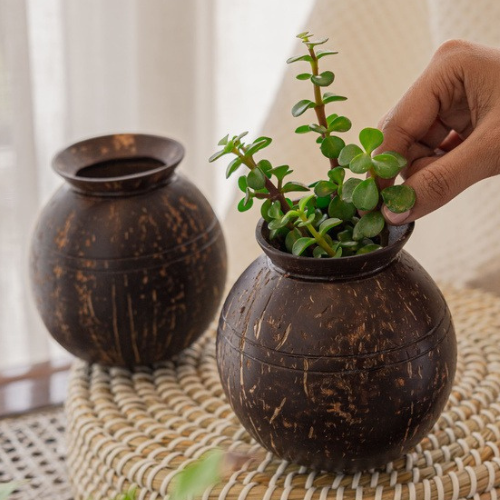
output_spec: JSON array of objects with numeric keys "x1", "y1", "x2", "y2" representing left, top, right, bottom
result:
[
  {"x1": 30, "y1": 133, "x2": 227, "y2": 367},
  {"x1": 217, "y1": 220, "x2": 457, "y2": 473}
]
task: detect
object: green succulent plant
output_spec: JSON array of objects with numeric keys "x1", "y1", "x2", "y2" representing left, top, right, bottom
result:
[{"x1": 210, "y1": 32, "x2": 415, "y2": 257}]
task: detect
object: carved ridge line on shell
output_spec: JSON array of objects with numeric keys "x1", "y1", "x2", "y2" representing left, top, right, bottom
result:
[{"x1": 219, "y1": 320, "x2": 453, "y2": 375}]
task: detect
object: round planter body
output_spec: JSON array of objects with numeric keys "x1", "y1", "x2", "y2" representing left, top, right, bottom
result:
[
  {"x1": 30, "y1": 134, "x2": 227, "y2": 367},
  {"x1": 217, "y1": 221, "x2": 456, "y2": 473}
]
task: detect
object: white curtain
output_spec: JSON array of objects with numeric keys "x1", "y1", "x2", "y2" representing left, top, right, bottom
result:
[{"x1": 0, "y1": 0, "x2": 312, "y2": 369}]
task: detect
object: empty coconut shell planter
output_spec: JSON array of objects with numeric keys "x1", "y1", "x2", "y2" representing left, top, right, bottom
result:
[
  {"x1": 211, "y1": 32, "x2": 457, "y2": 473},
  {"x1": 30, "y1": 133, "x2": 227, "y2": 367}
]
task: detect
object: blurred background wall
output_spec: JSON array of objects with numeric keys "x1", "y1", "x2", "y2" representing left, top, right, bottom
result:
[{"x1": 0, "y1": 0, "x2": 499, "y2": 369}]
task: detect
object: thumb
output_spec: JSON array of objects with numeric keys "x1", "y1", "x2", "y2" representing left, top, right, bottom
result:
[{"x1": 382, "y1": 130, "x2": 497, "y2": 224}]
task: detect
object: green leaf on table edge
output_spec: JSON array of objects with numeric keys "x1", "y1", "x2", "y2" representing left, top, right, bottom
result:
[{"x1": 170, "y1": 449, "x2": 225, "y2": 500}]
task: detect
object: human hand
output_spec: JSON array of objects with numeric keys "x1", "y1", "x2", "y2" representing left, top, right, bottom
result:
[{"x1": 377, "y1": 39, "x2": 500, "y2": 224}]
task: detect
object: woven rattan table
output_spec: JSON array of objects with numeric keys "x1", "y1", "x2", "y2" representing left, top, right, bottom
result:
[{"x1": 3, "y1": 286, "x2": 500, "y2": 500}]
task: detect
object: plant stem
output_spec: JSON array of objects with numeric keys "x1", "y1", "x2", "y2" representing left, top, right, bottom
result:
[
  {"x1": 235, "y1": 149, "x2": 290, "y2": 213},
  {"x1": 300, "y1": 215, "x2": 337, "y2": 257},
  {"x1": 308, "y1": 47, "x2": 338, "y2": 170}
]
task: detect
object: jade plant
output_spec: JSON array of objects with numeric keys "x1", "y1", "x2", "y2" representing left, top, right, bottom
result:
[{"x1": 210, "y1": 32, "x2": 415, "y2": 257}]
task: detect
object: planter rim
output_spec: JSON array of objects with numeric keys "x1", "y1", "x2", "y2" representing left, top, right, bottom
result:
[
  {"x1": 256, "y1": 218, "x2": 414, "y2": 280},
  {"x1": 52, "y1": 133, "x2": 185, "y2": 196}
]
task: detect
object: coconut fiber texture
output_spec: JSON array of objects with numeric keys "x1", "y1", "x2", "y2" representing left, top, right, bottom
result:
[{"x1": 59, "y1": 287, "x2": 500, "y2": 499}]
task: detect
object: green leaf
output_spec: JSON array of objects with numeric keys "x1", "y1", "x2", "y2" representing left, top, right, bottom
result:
[
  {"x1": 237, "y1": 175, "x2": 247, "y2": 193},
  {"x1": 309, "y1": 123, "x2": 328, "y2": 134},
  {"x1": 353, "y1": 211, "x2": 385, "y2": 240},
  {"x1": 291, "y1": 99, "x2": 315, "y2": 117},
  {"x1": 341, "y1": 178, "x2": 362, "y2": 203},
  {"x1": 296, "y1": 73, "x2": 312, "y2": 80},
  {"x1": 234, "y1": 131, "x2": 249, "y2": 143},
  {"x1": 237, "y1": 196, "x2": 253, "y2": 212},
  {"x1": 223, "y1": 140, "x2": 235, "y2": 154},
  {"x1": 246, "y1": 137, "x2": 272, "y2": 157},
  {"x1": 328, "y1": 166, "x2": 345, "y2": 185},
  {"x1": 337, "y1": 228, "x2": 354, "y2": 242},
  {"x1": 338, "y1": 144, "x2": 363, "y2": 166},
  {"x1": 328, "y1": 196, "x2": 356, "y2": 221},
  {"x1": 349, "y1": 153, "x2": 373, "y2": 174},
  {"x1": 326, "y1": 114, "x2": 338, "y2": 126},
  {"x1": 269, "y1": 227, "x2": 289, "y2": 240},
  {"x1": 298, "y1": 194, "x2": 315, "y2": 212},
  {"x1": 316, "y1": 50, "x2": 339, "y2": 59},
  {"x1": 296, "y1": 31, "x2": 311, "y2": 39},
  {"x1": 314, "y1": 180, "x2": 337, "y2": 197},
  {"x1": 296, "y1": 213, "x2": 316, "y2": 227},
  {"x1": 385, "y1": 150, "x2": 408, "y2": 168},
  {"x1": 339, "y1": 240, "x2": 359, "y2": 250},
  {"x1": 352, "y1": 177, "x2": 379, "y2": 211},
  {"x1": 282, "y1": 181, "x2": 310, "y2": 193},
  {"x1": 359, "y1": 128, "x2": 384, "y2": 154},
  {"x1": 271, "y1": 165, "x2": 292, "y2": 181},
  {"x1": 111, "y1": 485, "x2": 138, "y2": 500},
  {"x1": 261, "y1": 199, "x2": 273, "y2": 222},
  {"x1": 311, "y1": 71, "x2": 335, "y2": 87},
  {"x1": 209, "y1": 149, "x2": 226, "y2": 163},
  {"x1": 292, "y1": 237, "x2": 316, "y2": 256},
  {"x1": 268, "y1": 217, "x2": 288, "y2": 230},
  {"x1": 0, "y1": 483, "x2": 23, "y2": 500},
  {"x1": 225, "y1": 157, "x2": 243, "y2": 178},
  {"x1": 258, "y1": 159, "x2": 273, "y2": 177},
  {"x1": 281, "y1": 209, "x2": 300, "y2": 224},
  {"x1": 287, "y1": 54, "x2": 314, "y2": 64},
  {"x1": 320, "y1": 136, "x2": 345, "y2": 159},
  {"x1": 218, "y1": 134, "x2": 229, "y2": 146},
  {"x1": 247, "y1": 167, "x2": 266, "y2": 190},
  {"x1": 313, "y1": 246, "x2": 329, "y2": 258},
  {"x1": 305, "y1": 38, "x2": 329, "y2": 48},
  {"x1": 381, "y1": 185, "x2": 416, "y2": 213},
  {"x1": 316, "y1": 195, "x2": 331, "y2": 209},
  {"x1": 372, "y1": 153, "x2": 402, "y2": 179},
  {"x1": 323, "y1": 92, "x2": 347, "y2": 104},
  {"x1": 170, "y1": 449, "x2": 224, "y2": 500},
  {"x1": 357, "y1": 244, "x2": 382, "y2": 255},
  {"x1": 285, "y1": 228, "x2": 303, "y2": 252},
  {"x1": 295, "y1": 125, "x2": 312, "y2": 134},
  {"x1": 319, "y1": 217, "x2": 343, "y2": 235},
  {"x1": 268, "y1": 200, "x2": 283, "y2": 219},
  {"x1": 328, "y1": 116, "x2": 352, "y2": 133}
]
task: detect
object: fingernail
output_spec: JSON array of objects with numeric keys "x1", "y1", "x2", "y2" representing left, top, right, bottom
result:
[{"x1": 383, "y1": 207, "x2": 411, "y2": 225}]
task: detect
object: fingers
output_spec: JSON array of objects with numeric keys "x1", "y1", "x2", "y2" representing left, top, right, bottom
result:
[{"x1": 383, "y1": 129, "x2": 498, "y2": 224}]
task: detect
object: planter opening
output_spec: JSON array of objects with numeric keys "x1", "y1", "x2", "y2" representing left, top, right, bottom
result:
[{"x1": 77, "y1": 157, "x2": 164, "y2": 179}]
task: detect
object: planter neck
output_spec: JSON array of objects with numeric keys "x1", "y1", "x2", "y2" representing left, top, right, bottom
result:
[
  {"x1": 256, "y1": 219, "x2": 414, "y2": 281},
  {"x1": 52, "y1": 133, "x2": 184, "y2": 197}
]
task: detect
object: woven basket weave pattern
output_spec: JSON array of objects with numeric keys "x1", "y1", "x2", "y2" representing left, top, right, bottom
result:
[{"x1": 65, "y1": 287, "x2": 500, "y2": 500}]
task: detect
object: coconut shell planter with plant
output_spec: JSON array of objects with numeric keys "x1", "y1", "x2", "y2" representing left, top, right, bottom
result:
[{"x1": 210, "y1": 32, "x2": 457, "y2": 473}]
